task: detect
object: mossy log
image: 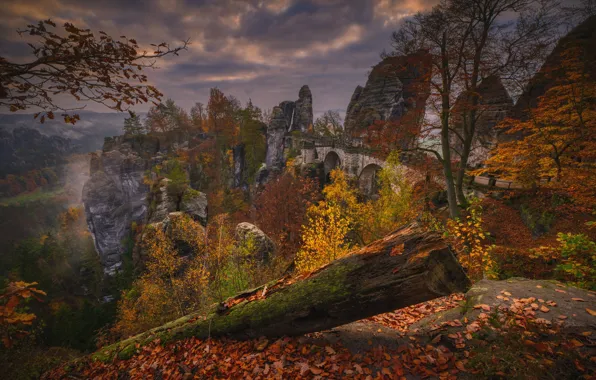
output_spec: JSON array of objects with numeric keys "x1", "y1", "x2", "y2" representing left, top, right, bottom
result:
[{"x1": 94, "y1": 224, "x2": 471, "y2": 362}]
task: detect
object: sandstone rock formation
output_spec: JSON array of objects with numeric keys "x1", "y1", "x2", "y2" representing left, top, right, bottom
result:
[
  {"x1": 344, "y1": 50, "x2": 431, "y2": 143},
  {"x1": 83, "y1": 133, "x2": 210, "y2": 273},
  {"x1": 293, "y1": 85, "x2": 313, "y2": 133},
  {"x1": 450, "y1": 75, "x2": 513, "y2": 166},
  {"x1": 234, "y1": 222, "x2": 275, "y2": 263},
  {"x1": 274, "y1": 85, "x2": 313, "y2": 133},
  {"x1": 264, "y1": 106, "x2": 288, "y2": 176},
  {"x1": 510, "y1": 15, "x2": 596, "y2": 121},
  {"x1": 83, "y1": 135, "x2": 158, "y2": 275},
  {"x1": 262, "y1": 85, "x2": 313, "y2": 181}
]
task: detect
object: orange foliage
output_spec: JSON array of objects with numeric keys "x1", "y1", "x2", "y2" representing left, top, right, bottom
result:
[
  {"x1": 0, "y1": 281, "x2": 46, "y2": 348},
  {"x1": 0, "y1": 168, "x2": 58, "y2": 197},
  {"x1": 478, "y1": 47, "x2": 596, "y2": 211},
  {"x1": 254, "y1": 172, "x2": 319, "y2": 259}
]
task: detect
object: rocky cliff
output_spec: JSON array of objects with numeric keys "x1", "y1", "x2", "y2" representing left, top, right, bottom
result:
[
  {"x1": 510, "y1": 15, "x2": 596, "y2": 120},
  {"x1": 83, "y1": 135, "x2": 159, "y2": 274},
  {"x1": 261, "y1": 85, "x2": 313, "y2": 180},
  {"x1": 83, "y1": 133, "x2": 209, "y2": 274},
  {"x1": 344, "y1": 50, "x2": 431, "y2": 142},
  {"x1": 274, "y1": 85, "x2": 313, "y2": 134}
]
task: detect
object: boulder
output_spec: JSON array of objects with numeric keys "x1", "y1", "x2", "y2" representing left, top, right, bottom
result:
[
  {"x1": 180, "y1": 189, "x2": 208, "y2": 226},
  {"x1": 235, "y1": 222, "x2": 275, "y2": 263},
  {"x1": 410, "y1": 278, "x2": 596, "y2": 335}
]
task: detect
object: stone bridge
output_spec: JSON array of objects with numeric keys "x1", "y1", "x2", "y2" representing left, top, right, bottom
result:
[
  {"x1": 288, "y1": 136, "x2": 389, "y2": 195},
  {"x1": 286, "y1": 135, "x2": 524, "y2": 196}
]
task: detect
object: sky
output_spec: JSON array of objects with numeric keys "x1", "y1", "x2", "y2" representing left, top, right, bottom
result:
[{"x1": 0, "y1": 0, "x2": 438, "y2": 119}]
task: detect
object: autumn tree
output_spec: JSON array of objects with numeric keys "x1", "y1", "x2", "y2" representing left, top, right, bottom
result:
[
  {"x1": 0, "y1": 281, "x2": 46, "y2": 348},
  {"x1": 477, "y1": 47, "x2": 596, "y2": 210},
  {"x1": 0, "y1": 19, "x2": 187, "y2": 123},
  {"x1": 254, "y1": 171, "x2": 319, "y2": 259},
  {"x1": 237, "y1": 100, "x2": 267, "y2": 185},
  {"x1": 362, "y1": 152, "x2": 417, "y2": 242},
  {"x1": 165, "y1": 159, "x2": 189, "y2": 203},
  {"x1": 114, "y1": 214, "x2": 208, "y2": 337},
  {"x1": 295, "y1": 200, "x2": 352, "y2": 273},
  {"x1": 145, "y1": 99, "x2": 191, "y2": 133},
  {"x1": 313, "y1": 110, "x2": 343, "y2": 138},
  {"x1": 385, "y1": 0, "x2": 558, "y2": 217}
]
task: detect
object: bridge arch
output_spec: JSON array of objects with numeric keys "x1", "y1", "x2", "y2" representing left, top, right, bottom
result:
[
  {"x1": 359, "y1": 163, "x2": 382, "y2": 197},
  {"x1": 323, "y1": 151, "x2": 341, "y2": 182}
]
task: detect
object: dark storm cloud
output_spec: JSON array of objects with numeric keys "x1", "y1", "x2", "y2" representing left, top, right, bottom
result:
[{"x1": 0, "y1": 0, "x2": 438, "y2": 117}]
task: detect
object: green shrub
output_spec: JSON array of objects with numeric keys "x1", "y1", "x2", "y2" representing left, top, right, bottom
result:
[{"x1": 555, "y1": 233, "x2": 596, "y2": 290}]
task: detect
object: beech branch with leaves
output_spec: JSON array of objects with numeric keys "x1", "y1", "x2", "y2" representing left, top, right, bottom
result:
[{"x1": 0, "y1": 19, "x2": 188, "y2": 123}]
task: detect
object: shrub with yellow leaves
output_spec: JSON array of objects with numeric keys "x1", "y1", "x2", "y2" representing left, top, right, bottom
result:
[
  {"x1": 295, "y1": 201, "x2": 352, "y2": 273},
  {"x1": 113, "y1": 214, "x2": 209, "y2": 338},
  {"x1": 444, "y1": 199, "x2": 496, "y2": 281}
]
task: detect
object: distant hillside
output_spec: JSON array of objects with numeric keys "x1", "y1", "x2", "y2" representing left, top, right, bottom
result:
[{"x1": 0, "y1": 111, "x2": 132, "y2": 152}]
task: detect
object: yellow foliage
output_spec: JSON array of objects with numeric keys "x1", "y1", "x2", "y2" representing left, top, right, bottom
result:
[
  {"x1": 444, "y1": 201, "x2": 495, "y2": 281},
  {"x1": 295, "y1": 201, "x2": 352, "y2": 273},
  {"x1": 113, "y1": 214, "x2": 209, "y2": 337}
]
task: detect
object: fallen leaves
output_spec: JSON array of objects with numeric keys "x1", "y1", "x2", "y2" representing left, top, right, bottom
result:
[{"x1": 42, "y1": 285, "x2": 596, "y2": 380}]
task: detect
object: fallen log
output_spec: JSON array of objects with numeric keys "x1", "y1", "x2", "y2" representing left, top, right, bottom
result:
[{"x1": 94, "y1": 224, "x2": 471, "y2": 361}]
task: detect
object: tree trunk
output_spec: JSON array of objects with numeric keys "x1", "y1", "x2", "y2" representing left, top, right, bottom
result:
[{"x1": 94, "y1": 224, "x2": 471, "y2": 362}]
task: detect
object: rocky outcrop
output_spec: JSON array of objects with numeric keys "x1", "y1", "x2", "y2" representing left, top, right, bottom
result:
[
  {"x1": 261, "y1": 85, "x2": 313, "y2": 182},
  {"x1": 0, "y1": 127, "x2": 73, "y2": 176},
  {"x1": 83, "y1": 132, "x2": 210, "y2": 273},
  {"x1": 83, "y1": 136, "x2": 157, "y2": 275},
  {"x1": 134, "y1": 184, "x2": 207, "y2": 265},
  {"x1": 264, "y1": 106, "x2": 288, "y2": 176},
  {"x1": 293, "y1": 85, "x2": 313, "y2": 133},
  {"x1": 232, "y1": 144, "x2": 245, "y2": 188},
  {"x1": 344, "y1": 50, "x2": 431, "y2": 143},
  {"x1": 234, "y1": 222, "x2": 275, "y2": 263},
  {"x1": 510, "y1": 15, "x2": 596, "y2": 121},
  {"x1": 450, "y1": 75, "x2": 513, "y2": 166},
  {"x1": 272, "y1": 85, "x2": 313, "y2": 134}
]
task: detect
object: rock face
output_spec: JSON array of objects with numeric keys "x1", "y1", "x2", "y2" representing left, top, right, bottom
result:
[
  {"x1": 232, "y1": 144, "x2": 245, "y2": 188},
  {"x1": 83, "y1": 132, "x2": 210, "y2": 273},
  {"x1": 264, "y1": 106, "x2": 288, "y2": 175},
  {"x1": 262, "y1": 85, "x2": 313, "y2": 181},
  {"x1": 234, "y1": 222, "x2": 275, "y2": 263},
  {"x1": 293, "y1": 85, "x2": 313, "y2": 133},
  {"x1": 273, "y1": 85, "x2": 313, "y2": 134},
  {"x1": 83, "y1": 136, "x2": 158, "y2": 274},
  {"x1": 344, "y1": 50, "x2": 431, "y2": 143},
  {"x1": 509, "y1": 15, "x2": 596, "y2": 121},
  {"x1": 450, "y1": 75, "x2": 513, "y2": 166},
  {"x1": 0, "y1": 127, "x2": 73, "y2": 176}
]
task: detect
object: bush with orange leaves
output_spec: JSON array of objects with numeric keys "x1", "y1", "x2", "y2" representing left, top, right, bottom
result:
[{"x1": 0, "y1": 281, "x2": 45, "y2": 348}]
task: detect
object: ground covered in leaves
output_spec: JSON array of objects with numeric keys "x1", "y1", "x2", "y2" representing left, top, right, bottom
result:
[{"x1": 44, "y1": 279, "x2": 595, "y2": 379}]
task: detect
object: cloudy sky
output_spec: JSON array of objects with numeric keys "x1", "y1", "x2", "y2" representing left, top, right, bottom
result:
[{"x1": 0, "y1": 0, "x2": 437, "y2": 119}]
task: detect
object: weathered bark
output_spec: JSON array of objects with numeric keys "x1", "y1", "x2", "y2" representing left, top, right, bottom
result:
[{"x1": 94, "y1": 224, "x2": 471, "y2": 362}]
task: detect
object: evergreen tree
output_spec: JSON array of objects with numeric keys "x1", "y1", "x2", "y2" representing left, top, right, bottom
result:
[{"x1": 123, "y1": 111, "x2": 145, "y2": 136}]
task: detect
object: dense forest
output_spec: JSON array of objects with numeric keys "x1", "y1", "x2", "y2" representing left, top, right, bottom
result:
[{"x1": 0, "y1": 0, "x2": 595, "y2": 379}]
